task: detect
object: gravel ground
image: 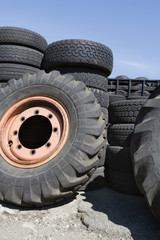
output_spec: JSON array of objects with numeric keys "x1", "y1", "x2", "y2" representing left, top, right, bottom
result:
[{"x1": 0, "y1": 186, "x2": 160, "y2": 240}]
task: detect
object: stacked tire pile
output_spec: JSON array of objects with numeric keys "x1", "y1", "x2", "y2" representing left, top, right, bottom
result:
[
  {"x1": 0, "y1": 27, "x2": 47, "y2": 85},
  {"x1": 108, "y1": 75, "x2": 127, "y2": 103},
  {"x1": 42, "y1": 39, "x2": 113, "y2": 190},
  {"x1": 106, "y1": 99, "x2": 146, "y2": 195},
  {"x1": 1, "y1": 26, "x2": 160, "y2": 225},
  {"x1": 0, "y1": 27, "x2": 108, "y2": 207},
  {"x1": 108, "y1": 75, "x2": 158, "y2": 101}
]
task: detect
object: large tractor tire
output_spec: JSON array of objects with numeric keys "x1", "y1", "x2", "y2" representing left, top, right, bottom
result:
[
  {"x1": 0, "y1": 70, "x2": 105, "y2": 207},
  {"x1": 131, "y1": 86, "x2": 160, "y2": 221}
]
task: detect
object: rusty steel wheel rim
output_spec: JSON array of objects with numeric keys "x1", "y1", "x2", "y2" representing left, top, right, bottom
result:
[{"x1": 0, "y1": 95, "x2": 70, "y2": 168}]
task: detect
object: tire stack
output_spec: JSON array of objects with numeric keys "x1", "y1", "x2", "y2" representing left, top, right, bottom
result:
[
  {"x1": 0, "y1": 27, "x2": 47, "y2": 85},
  {"x1": 42, "y1": 39, "x2": 113, "y2": 190},
  {"x1": 127, "y1": 76, "x2": 150, "y2": 100},
  {"x1": 108, "y1": 75, "x2": 127, "y2": 103},
  {"x1": 106, "y1": 98, "x2": 147, "y2": 195}
]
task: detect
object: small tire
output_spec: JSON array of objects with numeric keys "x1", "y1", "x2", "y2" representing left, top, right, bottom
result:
[
  {"x1": 105, "y1": 145, "x2": 140, "y2": 195},
  {"x1": 109, "y1": 93, "x2": 126, "y2": 103},
  {"x1": 0, "y1": 27, "x2": 47, "y2": 52},
  {"x1": 0, "y1": 70, "x2": 106, "y2": 206},
  {"x1": 108, "y1": 124, "x2": 134, "y2": 147},
  {"x1": 42, "y1": 39, "x2": 113, "y2": 76},
  {"x1": 0, "y1": 45, "x2": 43, "y2": 67},
  {"x1": 89, "y1": 88, "x2": 109, "y2": 108},
  {"x1": 109, "y1": 99, "x2": 146, "y2": 124},
  {"x1": 105, "y1": 170, "x2": 141, "y2": 196},
  {"x1": 106, "y1": 146, "x2": 133, "y2": 173},
  {"x1": 55, "y1": 67, "x2": 108, "y2": 91}
]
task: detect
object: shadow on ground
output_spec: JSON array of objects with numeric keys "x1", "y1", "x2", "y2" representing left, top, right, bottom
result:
[{"x1": 83, "y1": 186, "x2": 160, "y2": 240}]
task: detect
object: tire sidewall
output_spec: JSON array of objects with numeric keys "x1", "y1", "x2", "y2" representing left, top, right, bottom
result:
[{"x1": 0, "y1": 84, "x2": 78, "y2": 177}]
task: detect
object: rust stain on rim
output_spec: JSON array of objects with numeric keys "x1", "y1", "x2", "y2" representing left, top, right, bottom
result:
[{"x1": 0, "y1": 96, "x2": 70, "y2": 168}]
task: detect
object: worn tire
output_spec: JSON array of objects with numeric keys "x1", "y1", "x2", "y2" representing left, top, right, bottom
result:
[
  {"x1": 0, "y1": 64, "x2": 39, "y2": 81},
  {"x1": 0, "y1": 70, "x2": 105, "y2": 206},
  {"x1": 0, "y1": 27, "x2": 47, "y2": 52},
  {"x1": 108, "y1": 124, "x2": 134, "y2": 147},
  {"x1": 89, "y1": 88, "x2": 109, "y2": 108},
  {"x1": 105, "y1": 146, "x2": 140, "y2": 195},
  {"x1": 42, "y1": 39, "x2": 113, "y2": 76},
  {"x1": 131, "y1": 86, "x2": 160, "y2": 221},
  {"x1": 109, "y1": 93, "x2": 126, "y2": 103},
  {"x1": 105, "y1": 170, "x2": 141, "y2": 195},
  {"x1": 0, "y1": 45, "x2": 43, "y2": 67},
  {"x1": 109, "y1": 99, "x2": 146, "y2": 123},
  {"x1": 56, "y1": 67, "x2": 108, "y2": 91},
  {"x1": 106, "y1": 146, "x2": 133, "y2": 173}
]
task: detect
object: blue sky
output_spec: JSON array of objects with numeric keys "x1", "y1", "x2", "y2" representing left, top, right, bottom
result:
[{"x1": 0, "y1": 0, "x2": 160, "y2": 79}]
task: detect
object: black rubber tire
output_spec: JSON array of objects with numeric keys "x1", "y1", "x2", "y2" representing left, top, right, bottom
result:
[
  {"x1": 0, "y1": 27, "x2": 47, "y2": 52},
  {"x1": 131, "y1": 85, "x2": 160, "y2": 221},
  {"x1": 54, "y1": 67, "x2": 108, "y2": 91},
  {"x1": 0, "y1": 45, "x2": 43, "y2": 67},
  {"x1": 0, "y1": 63, "x2": 39, "y2": 82},
  {"x1": 105, "y1": 170, "x2": 141, "y2": 196},
  {"x1": 42, "y1": 39, "x2": 113, "y2": 76},
  {"x1": 106, "y1": 146, "x2": 133, "y2": 173},
  {"x1": 109, "y1": 99, "x2": 146, "y2": 124},
  {"x1": 0, "y1": 70, "x2": 106, "y2": 207},
  {"x1": 79, "y1": 166, "x2": 105, "y2": 191},
  {"x1": 105, "y1": 145, "x2": 141, "y2": 195},
  {"x1": 109, "y1": 93, "x2": 126, "y2": 103},
  {"x1": 89, "y1": 88, "x2": 109, "y2": 108},
  {"x1": 108, "y1": 124, "x2": 134, "y2": 147}
]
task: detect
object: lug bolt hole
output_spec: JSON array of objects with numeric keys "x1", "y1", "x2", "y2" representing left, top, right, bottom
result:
[
  {"x1": 53, "y1": 127, "x2": 58, "y2": 132},
  {"x1": 13, "y1": 131, "x2": 18, "y2": 135},
  {"x1": 49, "y1": 114, "x2": 52, "y2": 119},
  {"x1": 8, "y1": 140, "x2": 13, "y2": 147},
  {"x1": 31, "y1": 150, "x2": 35, "y2": 155},
  {"x1": 35, "y1": 110, "x2": 39, "y2": 114},
  {"x1": 46, "y1": 142, "x2": 51, "y2": 147},
  {"x1": 21, "y1": 117, "x2": 25, "y2": 121},
  {"x1": 17, "y1": 145, "x2": 22, "y2": 149}
]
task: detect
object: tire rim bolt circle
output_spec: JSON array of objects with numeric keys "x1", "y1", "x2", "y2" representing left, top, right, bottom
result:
[
  {"x1": 31, "y1": 150, "x2": 36, "y2": 155},
  {"x1": 46, "y1": 142, "x2": 51, "y2": 147},
  {"x1": 9, "y1": 140, "x2": 13, "y2": 147},
  {"x1": 53, "y1": 128, "x2": 57, "y2": 132}
]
